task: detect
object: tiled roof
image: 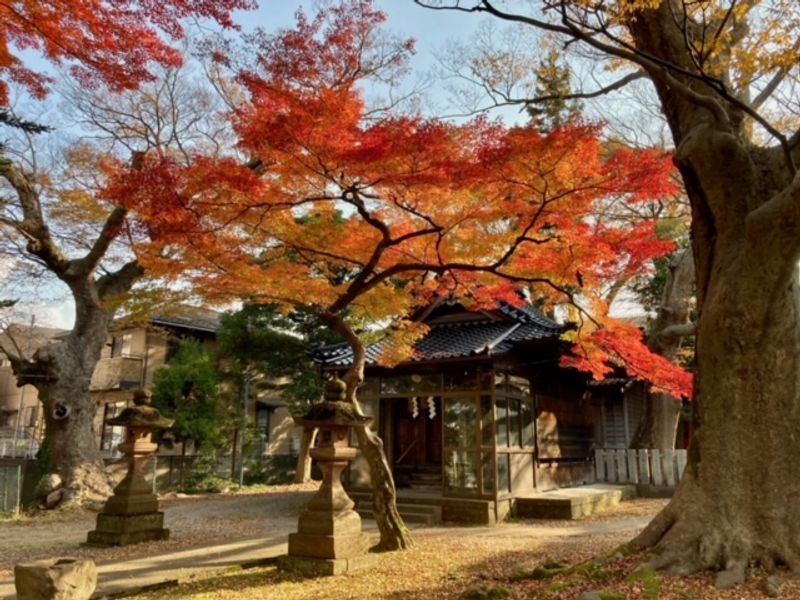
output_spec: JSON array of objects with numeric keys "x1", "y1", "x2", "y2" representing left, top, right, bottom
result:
[
  {"x1": 315, "y1": 302, "x2": 564, "y2": 368},
  {"x1": 149, "y1": 305, "x2": 222, "y2": 333},
  {"x1": 0, "y1": 324, "x2": 69, "y2": 358}
]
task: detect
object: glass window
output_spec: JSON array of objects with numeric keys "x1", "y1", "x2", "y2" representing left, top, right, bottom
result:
[
  {"x1": 521, "y1": 398, "x2": 535, "y2": 447},
  {"x1": 497, "y1": 453, "x2": 510, "y2": 493},
  {"x1": 23, "y1": 406, "x2": 38, "y2": 428},
  {"x1": 508, "y1": 375, "x2": 530, "y2": 397},
  {"x1": 410, "y1": 373, "x2": 442, "y2": 394},
  {"x1": 480, "y1": 395, "x2": 494, "y2": 447},
  {"x1": 444, "y1": 368, "x2": 479, "y2": 391},
  {"x1": 508, "y1": 398, "x2": 521, "y2": 447},
  {"x1": 444, "y1": 398, "x2": 478, "y2": 448},
  {"x1": 496, "y1": 397, "x2": 508, "y2": 447},
  {"x1": 494, "y1": 372, "x2": 506, "y2": 391},
  {"x1": 481, "y1": 452, "x2": 495, "y2": 494},
  {"x1": 380, "y1": 376, "x2": 413, "y2": 395},
  {"x1": 111, "y1": 333, "x2": 133, "y2": 357},
  {"x1": 100, "y1": 403, "x2": 125, "y2": 453},
  {"x1": 444, "y1": 449, "x2": 479, "y2": 493}
]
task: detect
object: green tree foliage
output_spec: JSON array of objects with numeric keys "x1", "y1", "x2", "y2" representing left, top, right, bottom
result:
[
  {"x1": 215, "y1": 304, "x2": 340, "y2": 416},
  {"x1": 526, "y1": 50, "x2": 581, "y2": 132},
  {"x1": 151, "y1": 339, "x2": 226, "y2": 450}
]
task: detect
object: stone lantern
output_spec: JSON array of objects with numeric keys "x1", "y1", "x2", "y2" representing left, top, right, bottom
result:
[
  {"x1": 86, "y1": 389, "x2": 173, "y2": 546},
  {"x1": 283, "y1": 378, "x2": 376, "y2": 576}
]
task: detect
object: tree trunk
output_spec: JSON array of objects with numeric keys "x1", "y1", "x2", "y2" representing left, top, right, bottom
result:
[
  {"x1": 628, "y1": 122, "x2": 800, "y2": 582},
  {"x1": 630, "y1": 392, "x2": 681, "y2": 450},
  {"x1": 321, "y1": 312, "x2": 413, "y2": 551},
  {"x1": 353, "y1": 419, "x2": 413, "y2": 551},
  {"x1": 23, "y1": 327, "x2": 113, "y2": 507},
  {"x1": 631, "y1": 248, "x2": 695, "y2": 450},
  {"x1": 293, "y1": 426, "x2": 317, "y2": 484},
  {"x1": 632, "y1": 260, "x2": 800, "y2": 583}
]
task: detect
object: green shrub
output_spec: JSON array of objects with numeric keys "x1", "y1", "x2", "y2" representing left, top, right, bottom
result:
[{"x1": 184, "y1": 453, "x2": 233, "y2": 494}]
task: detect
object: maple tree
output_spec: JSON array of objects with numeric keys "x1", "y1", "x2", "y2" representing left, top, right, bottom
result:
[
  {"x1": 106, "y1": 1, "x2": 684, "y2": 550},
  {"x1": 0, "y1": 3, "x2": 246, "y2": 506},
  {"x1": 0, "y1": 0, "x2": 251, "y2": 108},
  {"x1": 414, "y1": 0, "x2": 800, "y2": 588}
]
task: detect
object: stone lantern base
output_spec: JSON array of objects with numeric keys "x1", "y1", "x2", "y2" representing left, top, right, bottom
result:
[
  {"x1": 282, "y1": 506, "x2": 376, "y2": 576},
  {"x1": 86, "y1": 510, "x2": 169, "y2": 547}
]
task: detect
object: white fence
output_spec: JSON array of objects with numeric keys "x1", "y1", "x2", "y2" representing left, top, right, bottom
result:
[{"x1": 595, "y1": 448, "x2": 687, "y2": 487}]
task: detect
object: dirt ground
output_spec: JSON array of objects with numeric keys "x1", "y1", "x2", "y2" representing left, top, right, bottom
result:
[
  {"x1": 0, "y1": 483, "x2": 316, "y2": 578},
  {"x1": 3, "y1": 489, "x2": 796, "y2": 599}
]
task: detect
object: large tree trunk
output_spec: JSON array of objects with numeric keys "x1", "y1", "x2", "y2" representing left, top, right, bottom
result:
[
  {"x1": 21, "y1": 310, "x2": 115, "y2": 507},
  {"x1": 629, "y1": 119, "x2": 800, "y2": 583},
  {"x1": 631, "y1": 248, "x2": 695, "y2": 450},
  {"x1": 633, "y1": 254, "x2": 800, "y2": 584}
]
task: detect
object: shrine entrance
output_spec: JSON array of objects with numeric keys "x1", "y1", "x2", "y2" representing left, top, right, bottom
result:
[{"x1": 385, "y1": 397, "x2": 442, "y2": 489}]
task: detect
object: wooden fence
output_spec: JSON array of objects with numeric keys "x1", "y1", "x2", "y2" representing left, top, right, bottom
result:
[{"x1": 594, "y1": 448, "x2": 687, "y2": 487}]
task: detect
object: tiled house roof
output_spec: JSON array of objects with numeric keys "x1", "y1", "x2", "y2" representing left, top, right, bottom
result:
[
  {"x1": 150, "y1": 306, "x2": 222, "y2": 333},
  {"x1": 314, "y1": 302, "x2": 565, "y2": 368}
]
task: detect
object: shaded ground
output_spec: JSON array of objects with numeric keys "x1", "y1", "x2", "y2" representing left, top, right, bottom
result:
[{"x1": 0, "y1": 483, "x2": 316, "y2": 578}]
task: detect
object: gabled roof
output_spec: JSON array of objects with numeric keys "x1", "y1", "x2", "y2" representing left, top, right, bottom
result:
[
  {"x1": 0, "y1": 324, "x2": 69, "y2": 359},
  {"x1": 314, "y1": 301, "x2": 565, "y2": 368},
  {"x1": 149, "y1": 305, "x2": 222, "y2": 334},
  {"x1": 112, "y1": 305, "x2": 223, "y2": 334}
]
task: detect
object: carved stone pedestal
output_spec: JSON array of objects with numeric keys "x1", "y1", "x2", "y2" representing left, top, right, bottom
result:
[
  {"x1": 87, "y1": 390, "x2": 172, "y2": 546},
  {"x1": 281, "y1": 379, "x2": 375, "y2": 576}
]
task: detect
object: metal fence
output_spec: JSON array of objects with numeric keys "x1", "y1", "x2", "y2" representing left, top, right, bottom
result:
[
  {"x1": 0, "y1": 463, "x2": 22, "y2": 515},
  {"x1": 595, "y1": 448, "x2": 687, "y2": 487}
]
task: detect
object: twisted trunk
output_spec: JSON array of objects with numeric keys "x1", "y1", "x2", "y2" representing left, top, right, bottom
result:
[
  {"x1": 322, "y1": 312, "x2": 413, "y2": 551},
  {"x1": 632, "y1": 246, "x2": 800, "y2": 582}
]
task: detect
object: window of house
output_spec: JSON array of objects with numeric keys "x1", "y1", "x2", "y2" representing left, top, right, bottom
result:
[
  {"x1": 23, "y1": 405, "x2": 38, "y2": 428},
  {"x1": 110, "y1": 333, "x2": 133, "y2": 358},
  {"x1": 100, "y1": 403, "x2": 125, "y2": 453}
]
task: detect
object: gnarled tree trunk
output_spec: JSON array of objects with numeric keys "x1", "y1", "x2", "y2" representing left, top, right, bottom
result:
[
  {"x1": 323, "y1": 312, "x2": 413, "y2": 551},
  {"x1": 630, "y1": 121, "x2": 800, "y2": 583},
  {"x1": 0, "y1": 158, "x2": 144, "y2": 508},
  {"x1": 31, "y1": 332, "x2": 112, "y2": 506}
]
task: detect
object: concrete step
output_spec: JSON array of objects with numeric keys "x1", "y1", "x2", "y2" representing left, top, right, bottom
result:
[
  {"x1": 515, "y1": 483, "x2": 637, "y2": 520},
  {"x1": 353, "y1": 497, "x2": 442, "y2": 525}
]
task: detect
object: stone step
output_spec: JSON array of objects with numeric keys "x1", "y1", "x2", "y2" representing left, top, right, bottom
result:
[
  {"x1": 358, "y1": 506, "x2": 442, "y2": 525},
  {"x1": 515, "y1": 484, "x2": 637, "y2": 520},
  {"x1": 354, "y1": 497, "x2": 442, "y2": 525}
]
